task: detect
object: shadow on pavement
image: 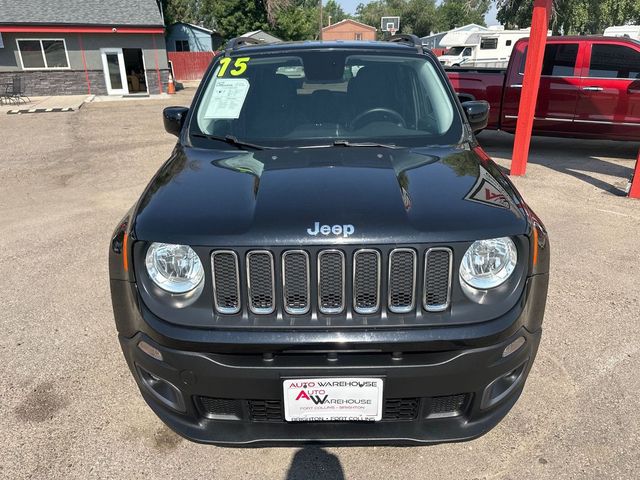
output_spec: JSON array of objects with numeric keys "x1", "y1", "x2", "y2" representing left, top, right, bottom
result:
[
  {"x1": 286, "y1": 447, "x2": 345, "y2": 480},
  {"x1": 477, "y1": 131, "x2": 637, "y2": 196}
]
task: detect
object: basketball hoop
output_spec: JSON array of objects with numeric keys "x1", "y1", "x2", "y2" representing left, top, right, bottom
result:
[{"x1": 381, "y1": 16, "x2": 400, "y2": 36}]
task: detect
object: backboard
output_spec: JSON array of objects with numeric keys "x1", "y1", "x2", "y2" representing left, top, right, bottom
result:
[{"x1": 381, "y1": 16, "x2": 400, "y2": 34}]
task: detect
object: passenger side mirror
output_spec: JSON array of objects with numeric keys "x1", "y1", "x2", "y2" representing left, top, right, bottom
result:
[
  {"x1": 461, "y1": 100, "x2": 489, "y2": 133},
  {"x1": 163, "y1": 106, "x2": 189, "y2": 137}
]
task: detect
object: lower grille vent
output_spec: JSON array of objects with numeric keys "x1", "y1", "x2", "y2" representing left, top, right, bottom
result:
[
  {"x1": 248, "y1": 400, "x2": 283, "y2": 422},
  {"x1": 198, "y1": 394, "x2": 471, "y2": 422},
  {"x1": 198, "y1": 397, "x2": 243, "y2": 419},
  {"x1": 244, "y1": 398, "x2": 423, "y2": 422},
  {"x1": 383, "y1": 398, "x2": 419, "y2": 421},
  {"x1": 427, "y1": 394, "x2": 469, "y2": 418}
]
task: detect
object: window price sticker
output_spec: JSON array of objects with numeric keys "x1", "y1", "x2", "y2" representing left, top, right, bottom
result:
[{"x1": 205, "y1": 78, "x2": 250, "y2": 119}]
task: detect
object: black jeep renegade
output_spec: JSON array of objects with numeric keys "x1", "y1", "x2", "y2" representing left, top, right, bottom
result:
[{"x1": 109, "y1": 36, "x2": 549, "y2": 446}]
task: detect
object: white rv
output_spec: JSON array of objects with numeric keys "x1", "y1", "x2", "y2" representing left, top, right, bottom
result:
[
  {"x1": 604, "y1": 25, "x2": 640, "y2": 40},
  {"x1": 438, "y1": 28, "x2": 535, "y2": 68}
]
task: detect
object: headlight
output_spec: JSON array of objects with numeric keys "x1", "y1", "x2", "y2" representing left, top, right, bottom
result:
[
  {"x1": 460, "y1": 237, "x2": 517, "y2": 289},
  {"x1": 145, "y1": 243, "x2": 204, "y2": 294}
]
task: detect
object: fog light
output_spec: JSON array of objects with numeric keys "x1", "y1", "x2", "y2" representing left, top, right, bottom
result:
[
  {"x1": 138, "y1": 340, "x2": 163, "y2": 361},
  {"x1": 136, "y1": 364, "x2": 185, "y2": 412},
  {"x1": 481, "y1": 361, "x2": 527, "y2": 410},
  {"x1": 502, "y1": 337, "x2": 526, "y2": 357}
]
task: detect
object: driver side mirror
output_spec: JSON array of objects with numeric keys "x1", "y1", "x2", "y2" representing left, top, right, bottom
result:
[
  {"x1": 163, "y1": 106, "x2": 189, "y2": 137},
  {"x1": 461, "y1": 101, "x2": 489, "y2": 133}
]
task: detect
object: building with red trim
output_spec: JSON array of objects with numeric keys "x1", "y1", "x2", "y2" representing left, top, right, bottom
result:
[{"x1": 0, "y1": 0, "x2": 169, "y2": 96}]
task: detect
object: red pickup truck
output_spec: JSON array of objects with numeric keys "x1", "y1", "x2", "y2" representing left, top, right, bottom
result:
[{"x1": 447, "y1": 36, "x2": 640, "y2": 141}]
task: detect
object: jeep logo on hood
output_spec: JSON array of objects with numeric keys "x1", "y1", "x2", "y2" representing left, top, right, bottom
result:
[{"x1": 307, "y1": 222, "x2": 355, "y2": 238}]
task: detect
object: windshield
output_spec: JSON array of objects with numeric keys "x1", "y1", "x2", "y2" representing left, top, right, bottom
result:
[
  {"x1": 445, "y1": 47, "x2": 466, "y2": 56},
  {"x1": 192, "y1": 50, "x2": 462, "y2": 148}
]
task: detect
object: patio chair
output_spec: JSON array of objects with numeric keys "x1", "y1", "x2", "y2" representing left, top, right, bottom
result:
[
  {"x1": 4, "y1": 77, "x2": 31, "y2": 105},
  {"x1": 0, "y1": 80, "x2": 14, "y2": 105}
]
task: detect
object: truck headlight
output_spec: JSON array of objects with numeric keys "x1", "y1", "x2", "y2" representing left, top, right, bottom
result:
[
  {"x1": 145, "y1": 243, "x2": 204, "y2": 294},
  {"x1": 460, "y1": 237, "x2": 517, "y2": 290}
]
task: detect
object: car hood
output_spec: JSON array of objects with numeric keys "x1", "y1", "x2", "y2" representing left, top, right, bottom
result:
[{"x1": 133, "y1": 144, "x2": 528, "y2": 246}]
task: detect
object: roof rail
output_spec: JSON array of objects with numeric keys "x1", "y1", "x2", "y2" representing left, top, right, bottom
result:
[
  {"x1": 224, "y1": 36, "x2": 263, "y2": 55},
  {"x1": 388, "y1": 34, "x2": 424, "y2": 54}
]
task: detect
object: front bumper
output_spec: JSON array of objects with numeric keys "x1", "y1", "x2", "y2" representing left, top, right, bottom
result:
[
  {"x1": 114, "y1": 274, "x2": 547, "y2": 446},
  {"x1": 120, "y1": 326, "x2": 540, "y2": 446}
]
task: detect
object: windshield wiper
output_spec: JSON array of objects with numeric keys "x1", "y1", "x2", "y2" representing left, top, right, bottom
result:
[
  {"x1": 192, "y1": 133, "x2": 270, "y2": 150},
  {"x1": 332, "y1": 140, "x2": 401, "y2": 149}
]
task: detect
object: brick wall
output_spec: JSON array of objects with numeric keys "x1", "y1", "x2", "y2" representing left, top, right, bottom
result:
[
  {"x1": 0, "y1": 70, "x2": 99, "y2": 96},
  {"x1": 322, "y1": 21, "x2": 377, "y2": 41},
  {"x1": 0, "y1": 68, "x2": 169, "y2": 96}
]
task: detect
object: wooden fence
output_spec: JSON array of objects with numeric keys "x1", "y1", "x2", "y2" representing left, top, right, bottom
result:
[{"x1": 168, "y1": 52, "x2": 218, "y2": 81}]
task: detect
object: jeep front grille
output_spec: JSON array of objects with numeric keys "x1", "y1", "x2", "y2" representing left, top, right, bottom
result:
[
  {"x1": 318, "y1": 250, "x2": 346, "y2": 314},
  {"x1": 210, "y1": 247, "x2": 453, "y2": 318},
  {"x1": 353, "y1": 249, "x2": 380, "y2": 314},
  {"x1": 388, "y1": 248, "x2": 417, "y2": 313},
  {"x1": 211, "y1": 251, "x2": 241, "y2": 314},
  {"x1": 246, "y1": 251, "x2": 275, "y2": 314},
  {"x1": 282, "y1": 250, "x2": 310, "y2": 315},
  {"x1": 424, "y1": 248, "x2": 453, "y2": 311}
]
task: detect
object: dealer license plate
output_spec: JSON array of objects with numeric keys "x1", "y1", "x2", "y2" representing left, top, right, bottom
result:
[{"x1": 283, "y1": 377, "x2": 383, "y2": 422}]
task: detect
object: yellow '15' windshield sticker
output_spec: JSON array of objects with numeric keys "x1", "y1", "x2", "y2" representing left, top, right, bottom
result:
[{"x1": 217, "y1": 57, "x2": 250, "y2": 77}]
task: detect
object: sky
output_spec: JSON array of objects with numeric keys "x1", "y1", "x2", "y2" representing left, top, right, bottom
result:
[{"x1": 336, "y1": 0, "x2": 500, "y2": 26}]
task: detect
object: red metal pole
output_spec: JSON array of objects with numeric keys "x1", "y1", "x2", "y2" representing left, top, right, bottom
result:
[
  {"x1": 77, "y1": 33, "x2": 91, "y2": 95},
  {"x1": 152, "y1": 34, "x2": 163, "y2": 94},
  {"x1": 629, "y1": 149, "x2": 640, "y2": 199},
  {"x1": 510, "y1": 0, "x2": 552, "y2": 176}
]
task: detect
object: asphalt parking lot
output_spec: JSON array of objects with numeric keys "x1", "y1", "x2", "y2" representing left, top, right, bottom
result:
[{"x1": 1, "y1": 94, "x2": 639, "y2": 480}]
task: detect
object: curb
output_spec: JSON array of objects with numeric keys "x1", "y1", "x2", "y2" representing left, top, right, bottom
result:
[{"x1": 7, "y1": 106, "x2": 78, "y2": 115}]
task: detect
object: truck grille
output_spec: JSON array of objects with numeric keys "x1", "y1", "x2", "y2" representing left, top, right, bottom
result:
[{"x1": 210, "y1": 247, "x2": 453, "y2": 318}]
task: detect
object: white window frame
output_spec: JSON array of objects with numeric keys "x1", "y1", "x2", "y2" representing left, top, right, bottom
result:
[{"x1": 16, "y1": 38, "x2": 71, "y2": 70}]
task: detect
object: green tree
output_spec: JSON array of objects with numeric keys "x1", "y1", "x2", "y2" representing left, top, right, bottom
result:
[
  {"x1": 436, "y1": 0, "x2": 491, "y2": 31},
  {"x1": 355, "y1": 0, "x2": 387, "y2": 36},
  {"x1": 161, "y1": 0, "x2": 199, "y2": 26},
  {"x1": 497, "y1": 0, "x2": 640, "y2": 35},
  {"x1": 163, "y1": 0, "x2": 299, "y2": 38},
  {"x1": 273, "y1": 2, "x2": 318, "y2": 40},
  {"x1": 403, "y1": 0, "x2": 439, "y2": 37},
  {"x1": 199, "y1": 0, "x2": 269, "y2": 38},
  {"x1": 355, "y1": 0, "x2": 439, "y2": 38},
  {"x1": 324, "y1": 0, "x2": 349, "y2": 26}
]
